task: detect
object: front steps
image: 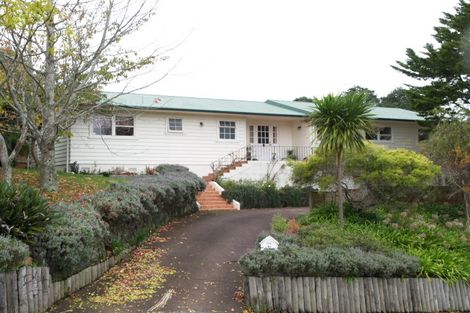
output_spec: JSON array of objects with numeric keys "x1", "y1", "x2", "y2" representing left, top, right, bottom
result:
[{"x1": 197, "y1": 183, "x2": 233, "y2": 210}]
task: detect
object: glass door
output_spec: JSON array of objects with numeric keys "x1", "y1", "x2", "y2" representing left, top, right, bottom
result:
[{"x1": 257, "y1": 125, "x2": 270, "y2": 145}]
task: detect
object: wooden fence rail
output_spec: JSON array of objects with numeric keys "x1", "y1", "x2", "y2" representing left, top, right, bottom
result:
[
  {"x1": 246, "y1": 276, "x2": 470, "y2": 313},
  {"x1": 0, "y1": 253, "x2": 126, "y2": 313}
]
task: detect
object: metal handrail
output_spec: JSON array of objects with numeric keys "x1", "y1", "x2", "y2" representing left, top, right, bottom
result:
[{"x1": 209, "y1": 145, "x2": 313, "y2": 178}]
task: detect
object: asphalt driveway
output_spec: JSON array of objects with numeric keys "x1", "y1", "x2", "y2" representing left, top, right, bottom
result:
[{"x1": 48, "y1": 207, "x2": 308, "y2": 313}]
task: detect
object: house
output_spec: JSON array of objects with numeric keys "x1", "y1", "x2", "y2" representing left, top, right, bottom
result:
[{"x1": 55, "y1": 92, "x2": 424, "y2": 185}]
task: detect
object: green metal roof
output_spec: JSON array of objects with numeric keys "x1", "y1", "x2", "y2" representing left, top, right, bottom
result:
[
  {"x1": 104, "y1": 92, "x2": 305, "y2": 117},
  {"x1": 103, "y1": 92, "x2": 423, "y2": 121},
  {"x1": 266, "y1": 100, "x2": 425, "y2": 121}
]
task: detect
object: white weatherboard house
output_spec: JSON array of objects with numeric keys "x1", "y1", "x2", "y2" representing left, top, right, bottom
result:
[{"x1": 55, "y1": 93, "x2": 423, "y2": 184}]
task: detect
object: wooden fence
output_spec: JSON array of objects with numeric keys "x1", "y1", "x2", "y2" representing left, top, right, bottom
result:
[
  {"x1": 246, "y1": 276, "x2": 470, "y2": 313},
  {"x1": 0, "y1": 253, "x2": 127, "y2": 313}
]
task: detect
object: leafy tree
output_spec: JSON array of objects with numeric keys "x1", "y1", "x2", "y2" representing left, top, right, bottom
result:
[
  {"x1": 291, "y1": 144, "x2": 441, "y2": 204},
  {"x1": 344, "y1": 86, "x2": 380, "y2": 104},
  {"x1": 308, "y1": 93, "x2": 373, "y2": 226},
  {"x1": 294, "y1": 96, "x2": 313, "y2": 102},
  {"x1": 380, "y1": 87, "x2": 413, "y2": 110},
  {"x1": 0, "y1": 0, "x2": 159, "y2": 191},
  {"x1": 424, "y1": 121, "x2": 470, "y2": 222},
  {"x1": 393, "y1": 0, "x2": 470, "y2": 121}
]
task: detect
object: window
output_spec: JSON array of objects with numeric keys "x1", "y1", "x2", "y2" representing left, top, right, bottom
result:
[
  {"x1": 249, "y1": 125, "x2": 254, "y2": 144},
  {"x1": 92, "y1": 116, "x2": 112, "y2": 135},
  {"x1": 168, "y1": 118, "x2": 183, "y2": 132},
  {"x1": 257, "y1": 125, "x2": 270, "y2": 144},
  {"x1": 92, "y1": 115, "x2": 134, "y2": 136},
  {"x1": 115, "y1": 116, "x2": 134, "y2": 136},
  {"x1": 366, "y1": 127, "x2": 392, "y2": 141},
  {"x1": 219, "y1": 121, "x2": 236, "y2": 140},
  {"x1": 272, "y1": 126, "x2": 278, "y2": 144}
]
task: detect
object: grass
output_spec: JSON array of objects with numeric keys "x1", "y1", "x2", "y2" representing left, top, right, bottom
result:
[
  {"x1": 284, "y1": 203, "x2": 470, "y2": 282},
  {"x1": 6, "y1": 168, "x2": 124, "y2": 203}
]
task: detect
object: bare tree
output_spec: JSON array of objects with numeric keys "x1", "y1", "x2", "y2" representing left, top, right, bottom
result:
[{"x1": 0, "y1": 0, "x2": 160, "y2": 191}]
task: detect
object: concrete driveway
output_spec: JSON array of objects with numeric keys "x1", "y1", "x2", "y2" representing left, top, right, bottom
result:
[{"x1": 48, "y1": 208, "x2": 308, "y2": 313}]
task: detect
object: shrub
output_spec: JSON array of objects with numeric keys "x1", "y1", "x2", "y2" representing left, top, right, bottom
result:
[
  {"x1": 0, "y1": 182, "x2": 53, "y2": 242},
  {"x1": 272, "y1": 215, "x2": 288, "y2": 233},
  {"x1": 31, "y1": 203, "x2": 110, "y2": 280},
  {"x1": 291, "y1": 144, "x2": 440, "y2": 203},
  {"x1": 156, "y1": 164, "x2": 190, "y2": 175},
  {"x1": 239, "y1": 245, "x2": 419, "y2": 278},
  {"x1": 220, "y1": 180, "x2": 308, "y2": 209},
  {"x1": 0, "y1": 236, "x2": 29, "y2": 271}
]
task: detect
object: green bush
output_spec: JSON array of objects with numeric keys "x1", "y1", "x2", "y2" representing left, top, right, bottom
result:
[
  {"x1": 240, "y1": 245, "x2": 419, "y2": 278},
  {"x1": 220, "y1": 180, "x2": 308, "y2": 209},
  {"x1": 0, "y1": 236, "x2": 29, "y2": 271},
  {"x1": 31, "y1": 203, "x2": 110, "y2": 280},
  {"x1": 156, "y1": 164, "x2": 190, "y2": 175},
  {"x1": 272, "y1": 215, "x2": 288, "y2": 233},
  {"x1": 0, "y1": 182, "x2": 53, "y2": 242},
  {"x1": 291, "y1": 144, "x2": 440, "y2": 203}
]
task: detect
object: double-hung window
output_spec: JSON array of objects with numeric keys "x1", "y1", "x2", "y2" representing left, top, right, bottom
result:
[
  {"x1": 92, "y1": 115, "x2": 134, "y2": 136},
  {"x1": 168, "y1": 118, "x2": 183, "y2": 132},
  {"x1": 366, "y1": 127, "x2": 392, "y2": 141},
  {"x1": 219, "y1": 121, "x2": 236, "y2": 140}
]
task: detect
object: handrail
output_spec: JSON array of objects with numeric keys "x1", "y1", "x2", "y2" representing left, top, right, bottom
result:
[{"x1": 209, "y1": 145, "x2": 313, "y2": 179}]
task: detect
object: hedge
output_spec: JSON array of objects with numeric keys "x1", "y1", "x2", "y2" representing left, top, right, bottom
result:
[
  {"x1": 31, "y1": 165, "x2": 205, "y2": 280},
  {"x1": 220, "y1": 180, "x2": 309, "y2": 209},
  {"x1": 0, "y1": 236, "x2": 30, "y2": 271},
  {"x1": 240, "y1": 232, "x2": 420, "y2": 278}
]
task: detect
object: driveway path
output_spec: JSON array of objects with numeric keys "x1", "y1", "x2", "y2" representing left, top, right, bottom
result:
[{"x1": 48, "y1": 208, "x2": 307, "y2": 313}]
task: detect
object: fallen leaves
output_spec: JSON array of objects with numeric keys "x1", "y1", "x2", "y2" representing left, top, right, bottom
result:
[{"x1": 89, "y1": 247, "x2": 176, "y2": 305}]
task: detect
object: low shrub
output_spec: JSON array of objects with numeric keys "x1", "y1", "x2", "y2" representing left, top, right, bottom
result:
[
  {"x1": 156, "y1": 164, "x2": 190, "y2": 175},
  {"x1": 31, "y1": 203, "x2": 110, "y2": 280},
  {"x1": 0, "y1": 236, "x2": 29, "y2": 271},
  {"x1": 240, "y1": 245, "x2": 419, "y2": 278},
  {"x1": 220, "y1": 180, "x2": 308, "y2": 209},
  {"x1": 272, "y1": 215, "x2": 288, "y2": 233},
  {"x1": 0, "y1": 182, "x2": 53, "y2": 242}
]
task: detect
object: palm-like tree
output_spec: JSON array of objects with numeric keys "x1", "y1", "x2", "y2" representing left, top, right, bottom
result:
[{"x1": 309, "y1": 92, "x2": 373, "y2": 226}]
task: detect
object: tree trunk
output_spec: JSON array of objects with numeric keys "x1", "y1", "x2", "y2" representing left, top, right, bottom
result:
[
  {"x1": 336, "y1": 151, "x2": 345, "y2": 227},
  {"x1": 38, "y1": 136, "x2": 57, "y2": 192},
  {"x1": 0, "y1": 133, "x2": 12, "y2": 184}
]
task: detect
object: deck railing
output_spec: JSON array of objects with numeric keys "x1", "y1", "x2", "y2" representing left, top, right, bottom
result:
[{"x1": 210, "y1": 145, "x2": 312, "y2": 178}]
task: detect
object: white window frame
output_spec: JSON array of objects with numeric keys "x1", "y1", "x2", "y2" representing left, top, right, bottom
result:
[
  {"x1": 218, "y1": 120, "x2": 236, "y2": 140},
  {"x1": 91, "y1": 115, "x2": 135, "y2": 137},
  {"x1": 115, "y1": 115, "x2": 135, "y2": 137},
  {"x1": 167, "y1": 118, "x2": 183, "y2": 133},
  {"x1": 249, "y1": 125, "x2": 255, "y2": 144},
  {"x1": 367, "y1": 126, "x2": 393, "y2": 142},
  {"x1": 272, "y1": 125, "x2": 278, "y2": 145}
]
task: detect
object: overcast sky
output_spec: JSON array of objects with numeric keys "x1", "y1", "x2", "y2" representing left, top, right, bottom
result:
[{"x1": 109, "y1": 0, "x2": 460, "y2": 101}]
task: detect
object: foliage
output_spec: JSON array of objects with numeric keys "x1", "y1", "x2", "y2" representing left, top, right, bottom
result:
[
  {"x1": 89, "y1": 167, "x2": 205, "y2": 245},
  {"x1": 291, "y1": 144, "x2": 440, "y2": 203},
  {"x1": 240, "y1": 245, "x2": 419, "y2": 278},
  {"x1": 380, "y1": 87, "x2": 413, "y2": 110},
  {"x1": 347, "y1": 145, "x2": 441, "y2": 202},
  {"x1": 156, "y1": 164, "x2": 190, "y2": 175},
  {"x1": 31, "y1": 203, "x2": 110, "y2": 280},
  {"x1": 343, "y1": 86, "x2": 380, "y2": 104},
  {"x1": 309, "y1": 92, "x2": 373, "y2": 226},
  {"x1": 393, "y1": 0, "x2": 470, "y2": 121},
  {"x1": 219, "y1": 180, "x2": 308, "y2": 209},
  {"x1": 0, "y1": 235, "x2": 29, "y2": 271},
  {"x1": 423, "y1": 121, "x2": 470, "y2": 221},
  {"x1": 272, "y1": 215, "x2": 288, "y2": 233},
  {"x1": 294, "y1": 203, "x2": 470, "y2": 281},
  {"x1": 0, "y1": 182, "x2": 52, "y2": 242}
]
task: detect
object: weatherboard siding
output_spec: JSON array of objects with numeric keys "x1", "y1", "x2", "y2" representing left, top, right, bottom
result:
[
  {"x1": 371, "y1": 120, "x2": 420, "y2": 151},
  {"x1": 69, "y1": 111, "x2": 249, "y2": 176},
  {"x1": 54, "y1": 137, "x2": 68, "y2": 171}
]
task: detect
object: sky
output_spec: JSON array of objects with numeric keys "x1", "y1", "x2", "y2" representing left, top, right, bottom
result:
[{"x1": 109, "y1": 0, "x2": 460, "y2": 101}]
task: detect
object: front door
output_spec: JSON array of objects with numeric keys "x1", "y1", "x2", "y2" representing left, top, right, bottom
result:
[{"x1": 257, "y1": 125, "x2": 270, "y2": 145}]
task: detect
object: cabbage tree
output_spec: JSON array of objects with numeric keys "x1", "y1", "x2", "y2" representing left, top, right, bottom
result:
[{"x1": 308, "y1": 93, "x2": 373, "y2": 226}]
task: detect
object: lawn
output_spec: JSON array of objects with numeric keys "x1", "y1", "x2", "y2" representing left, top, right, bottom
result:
[{"x1": 7, "y1": 168, "x2": 124, "y2": 203}]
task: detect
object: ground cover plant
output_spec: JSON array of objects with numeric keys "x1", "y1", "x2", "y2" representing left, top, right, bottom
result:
[
  {"x1": 241, "y1": 203, "x2": 470, "y2": 281},
  {"x1": 219, "y1": 180, "x2": 308, "y2": 209}
]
